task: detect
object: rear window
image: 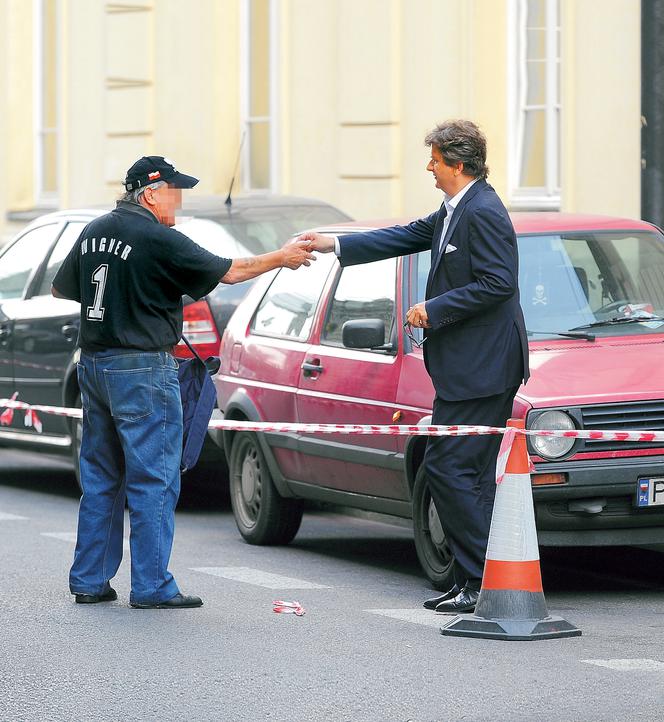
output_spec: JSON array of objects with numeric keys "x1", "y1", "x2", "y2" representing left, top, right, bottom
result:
[{"x1": 200, "y1": 205, "x2": 351, "y2": 255}]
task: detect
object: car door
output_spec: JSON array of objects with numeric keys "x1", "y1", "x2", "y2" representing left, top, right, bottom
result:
[
  {"x1": 11, "y1": 221, "x2": 87, "y2": 438},
  {"x1": 235, "y1": 254, "x2": 336, "y2": 482},
  {"x1": 296, "y1": 256, "x2": 409, "y2": 500},
  {"x1": 0, "y1": 222, "x2": 66, "y2": 432}
]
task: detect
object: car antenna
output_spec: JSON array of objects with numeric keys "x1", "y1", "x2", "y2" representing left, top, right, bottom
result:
[{"x1": 225, "y1": 130, "x2": 247, "y2": 207}]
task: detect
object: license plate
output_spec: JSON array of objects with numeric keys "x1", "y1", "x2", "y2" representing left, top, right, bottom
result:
[{"x1": 636, "y1": 478, "x2": 664, "y2": 507}]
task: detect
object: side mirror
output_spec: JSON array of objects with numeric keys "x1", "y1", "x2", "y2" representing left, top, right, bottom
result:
[{"x1": 342, "y1": 318, "x2": 389, "y2": 350}]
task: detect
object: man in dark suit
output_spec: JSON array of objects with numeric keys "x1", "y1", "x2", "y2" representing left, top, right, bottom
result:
[{"x1": 298, "y1": 119, "x2": 529, "y2": 613}]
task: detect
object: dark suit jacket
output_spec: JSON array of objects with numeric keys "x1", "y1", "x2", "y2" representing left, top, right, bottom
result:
[{"x1": 338, "y1": 179, "x2": 530, "y2": 402}]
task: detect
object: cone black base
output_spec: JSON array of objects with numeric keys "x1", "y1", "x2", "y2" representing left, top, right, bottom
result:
[{"x1": 440, "y1": 614, "x2": 582, "y2": 641}]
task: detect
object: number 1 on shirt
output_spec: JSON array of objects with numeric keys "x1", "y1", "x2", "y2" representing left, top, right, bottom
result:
[{"x1": 87, "y1": 264, "x2": 109, "y2": 322}]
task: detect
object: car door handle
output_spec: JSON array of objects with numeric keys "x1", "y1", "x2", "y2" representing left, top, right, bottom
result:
[
  {"x1": 61, "y1": 324, "x2": 78, "y2": 340},
  {"x1": 301, "y1": 360, "x2": 323, "y2": 376}
]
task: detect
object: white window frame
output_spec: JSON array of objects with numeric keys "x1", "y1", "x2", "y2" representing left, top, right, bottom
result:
[
  {"x1": 240, "y1": 0, "x2": 280, "y2": 192},
  {"x1": 33, "y1": 0, "x2": 59, "y2": 207},
  {"x1": 508, "y1": 0, "x2": 560, "y2": 210}
]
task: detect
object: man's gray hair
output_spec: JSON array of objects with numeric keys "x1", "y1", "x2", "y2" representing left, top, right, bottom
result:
[
  {"x1": 120, "y1": 179, "x2": 166, "y2": 204},
  {"x1": 424, "y1": 120, "x2": 489, "y2": 179}
]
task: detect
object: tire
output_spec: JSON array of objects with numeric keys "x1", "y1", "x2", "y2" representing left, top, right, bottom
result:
[
  {"x1": 71, "y1": 394, "x2": 83, "y2": 492},
  {"x1": 228, "y1": 431, "x2": 303, "y2": 545},
  {"x1": 412, "y1": 464, "x2": 456, "y2": 590}
]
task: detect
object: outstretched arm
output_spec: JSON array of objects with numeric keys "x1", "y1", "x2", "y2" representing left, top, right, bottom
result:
[{"x1": 220, "y1": 240, "x2": 316, "y2": 284}]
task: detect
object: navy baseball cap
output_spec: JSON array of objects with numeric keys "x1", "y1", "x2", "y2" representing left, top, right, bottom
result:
[{"x1": 124, "y1": 155, "x2": 199, "y2": 191}]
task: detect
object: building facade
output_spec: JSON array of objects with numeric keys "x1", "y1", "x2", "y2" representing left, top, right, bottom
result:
[{"x1": 0, "y1": 0, "x2": 641, "y2": 239}]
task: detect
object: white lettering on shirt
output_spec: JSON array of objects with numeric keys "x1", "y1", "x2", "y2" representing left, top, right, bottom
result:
[{"x1": 79, "y1": 237, "x2": 132, "y2": 262}]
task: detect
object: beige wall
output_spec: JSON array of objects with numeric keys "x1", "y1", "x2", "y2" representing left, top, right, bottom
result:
[
  {"x1": 0, "y1": 0, "x2": 644, "y2": 239},
  {"x1": 6, "y1": 0, "x2": 35, "y2": 212},
  {"x1": 561, "y1": 0, "x2": 640, "y2": 217}
]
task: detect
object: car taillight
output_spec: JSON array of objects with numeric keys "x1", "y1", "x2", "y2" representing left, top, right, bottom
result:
[{"x1": 175, "y1": 300, "x2": 220, "y2": 359}]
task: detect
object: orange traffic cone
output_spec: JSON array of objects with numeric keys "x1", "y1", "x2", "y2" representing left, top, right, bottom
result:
[{"x1": 441, "y1": 418, "x2": 581, "y2": 641}]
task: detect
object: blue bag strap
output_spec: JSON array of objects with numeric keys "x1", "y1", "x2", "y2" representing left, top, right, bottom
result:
[
  {"x1": 180, "y1": 334, "x2": 205, "y2": 364},
  {"x1": 180, "y1": 334, "x2": 221, "y2": 376}
]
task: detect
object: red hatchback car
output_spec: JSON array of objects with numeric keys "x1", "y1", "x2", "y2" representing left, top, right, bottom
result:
[{"x1": 214, "y1": 213, "x2": 664, "y2": 588}]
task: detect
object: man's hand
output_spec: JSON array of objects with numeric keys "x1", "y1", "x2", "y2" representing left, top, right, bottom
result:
[
  {"x1": 406, "y1": 302, "x2": 431, "y2": 328},
  {"x1": 280, "y1": 239, "x2": 317, "y2": 269},
  {"x1": 295, "y1": 232, "x2": 336, "y2": 253}
]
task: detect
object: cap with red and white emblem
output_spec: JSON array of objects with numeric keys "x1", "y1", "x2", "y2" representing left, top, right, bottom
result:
[{"x1": 124, "y1": 155, "x2": 199, "y2": 191}]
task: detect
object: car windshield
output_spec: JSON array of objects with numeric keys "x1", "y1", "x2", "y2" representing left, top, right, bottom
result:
[
  {"x1": 412, "y1": 229, "x2": 664, "y2": 340},
  {"x1": 519, "y1": 231, "x2": 664, "y2": 337},
  {"x1": 179, "y1": 205, "x2": 350, "y2": 256}
]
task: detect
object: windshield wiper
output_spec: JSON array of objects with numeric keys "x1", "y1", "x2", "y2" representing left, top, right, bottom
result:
[
  {"x1": 527, "y1": 329, "x2": 595, "y2": 342},
  {"x1": 568, "y1": 315, "x2": 664, "y2": 332}
]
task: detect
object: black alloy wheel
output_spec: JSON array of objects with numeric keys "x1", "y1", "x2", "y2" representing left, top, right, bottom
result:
[
  {"x1": 228, "y1": 431, "x2": 303, "y2": 545},
  {"x1": 412, "y1": 464, "x2": 456, "y2": 590}
]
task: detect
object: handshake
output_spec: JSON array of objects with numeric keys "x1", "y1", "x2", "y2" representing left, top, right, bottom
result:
[{"x1": 279, "y1": 232, "x2": 336, "y2": 270}]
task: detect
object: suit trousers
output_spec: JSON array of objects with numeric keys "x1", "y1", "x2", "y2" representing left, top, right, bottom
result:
[{"x1": 424, "y1": 386, "x2": 519, "y2": 589}]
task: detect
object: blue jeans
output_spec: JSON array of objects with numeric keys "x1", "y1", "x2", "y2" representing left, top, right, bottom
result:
[{"x1": 69, "y1": 349, "x2": 182, "y2": 604}]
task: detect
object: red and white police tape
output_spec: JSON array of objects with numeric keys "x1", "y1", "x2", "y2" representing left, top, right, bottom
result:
[
  {"x1": 2, "y1": 395, "x2": 664, "y2": 441},
  {"x1": 2, "y1": 395, "x2": 664, "y2": 483}
]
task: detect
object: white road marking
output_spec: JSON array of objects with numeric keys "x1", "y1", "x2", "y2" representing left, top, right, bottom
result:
[
  {"x1": 190, "y1": 566, "x2": 330, "y2": 589},
  {"x1": 582, "y1": 659, "x2": 664, "y2": 672},
  {"x1": 42, "y1": 532, "x2": 130, "y2": 551},
  {"x1": 365, "y1": 608, "x2": 453, "y2": 628},
  {"x1": 0, "y1": 512, "x2": 28, "y2": 520}
]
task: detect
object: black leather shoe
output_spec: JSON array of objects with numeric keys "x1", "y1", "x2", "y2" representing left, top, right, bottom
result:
[
  {"x1": 75, "y1": 587, "x2": 117, "y2": 604},
  {"x1": 423, "y1": 584, "x2": 460, "y2": 610},
  {"x1": 435, "y1": 587, "x2": 480, "y2": 614},
  {"x1": 130, "y1": 593, "x2": 203, "y2": 609}
]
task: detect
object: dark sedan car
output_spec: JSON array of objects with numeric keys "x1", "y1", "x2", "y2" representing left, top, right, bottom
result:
[{"x1": 0, "y1": 194, "x2": 351, "y2": 481}]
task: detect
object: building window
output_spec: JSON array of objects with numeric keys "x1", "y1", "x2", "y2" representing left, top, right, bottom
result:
[
  {"x1": 241, "y1": 0, "x2": 279, "y2": 191},
  {"x1": 509, "y1": 0, "x2": 560, "y2": 209},
  {"x1": 33, "y1": 0, "x2": 58, "y2": 205}
]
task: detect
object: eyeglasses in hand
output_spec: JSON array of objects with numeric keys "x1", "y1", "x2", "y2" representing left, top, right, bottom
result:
[{"x1": 403, "y1": 320, "x2": 426, "y2": 348}]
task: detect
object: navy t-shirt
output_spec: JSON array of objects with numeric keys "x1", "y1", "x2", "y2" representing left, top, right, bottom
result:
[{"x1": 52, "y1": 201, "x2": 232, "y2": 352}]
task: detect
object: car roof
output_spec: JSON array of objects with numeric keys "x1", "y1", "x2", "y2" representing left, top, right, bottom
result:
[
  {"x1": 315, "y1": 212, "x2": 660, "y2": 235},
  {"x1": 19, "y1": 193, "x2": 351, "y2": 228}
]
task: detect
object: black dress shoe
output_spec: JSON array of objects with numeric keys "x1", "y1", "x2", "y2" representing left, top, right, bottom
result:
[
  {"x1": 435, "y1": 587, "x2": 480, "y2": 614},
  {"x1": 423, "y1": 584, "x2": 460, "y2": 610},
  {"x1": 130, "y1": 592, "x2": 203, "y2": 609},
  {"x1": 75, "y1": 587, "x2": 117, "y2": 604}
]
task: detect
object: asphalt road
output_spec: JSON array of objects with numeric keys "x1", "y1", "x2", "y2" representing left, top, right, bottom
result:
[{"x1": 1, "y1": 449, "x2": 663, "y2": 722}]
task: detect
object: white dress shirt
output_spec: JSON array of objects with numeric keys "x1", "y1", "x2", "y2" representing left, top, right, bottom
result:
[{"x1": 438, "y1": 178, "x2": 477, "y2": 251}]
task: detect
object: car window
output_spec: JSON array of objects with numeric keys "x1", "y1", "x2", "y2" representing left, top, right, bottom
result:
[
  {"x1": 203, "y1": 205, "x2": 351, "y2": 255},
  {"x1": 251, "y1": 253, "x2": 336, "y2": 340},
  {"x1": 519, "y1": 231, "x2": 664, "y2": 335},
  {"x1": 36, "y1": 221, "x2": 87, "y2": 296},
  {"x1": 408, "y1": 250, "x2": 431, "y2": 347},
  {"x1": 174, "y1": 218, "x2": 253, "y2": 258},
  {"x1": 321, "y1": 257, "x2": 397, "y2": 348},
  {"x1": 0, "y1": 224, "x2": 62, "y2": 300}
]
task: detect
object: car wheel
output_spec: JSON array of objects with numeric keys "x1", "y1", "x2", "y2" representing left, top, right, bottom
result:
[
  {"x1": 71, "y1": 394, "x2": 83, "y2": 492},
  {"x1": 228, "y1": 431, "x2": 303, "y2": 545},
  {"x1": 412, "y1": 464, "x2": 456, "y2": 590}
]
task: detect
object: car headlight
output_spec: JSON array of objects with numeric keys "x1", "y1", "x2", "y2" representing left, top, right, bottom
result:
[{"x1": 530, "y1": 410, "x2": 576, "y2": 459}]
